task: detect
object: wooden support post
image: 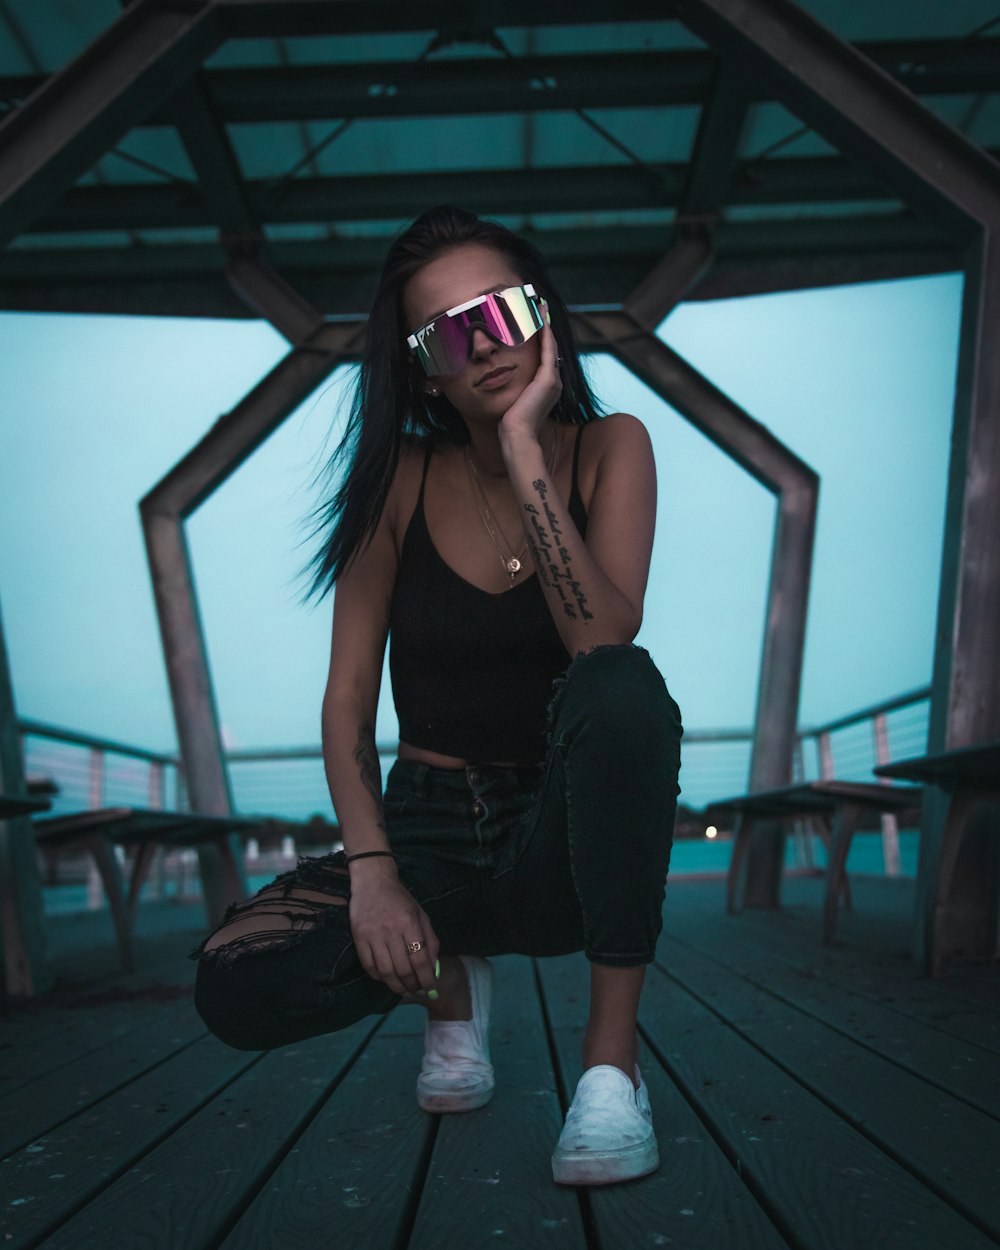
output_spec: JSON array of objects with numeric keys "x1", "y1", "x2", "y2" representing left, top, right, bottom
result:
[
  {"x1": 0, "y1": 597, "x2": 51, "y2": 999},
  {"x1": 915, "y1": 229, "x2": 1000, "y2": 972},
  {"x1": 139, "y1": 319, "x2": 364, "y2": 928}
]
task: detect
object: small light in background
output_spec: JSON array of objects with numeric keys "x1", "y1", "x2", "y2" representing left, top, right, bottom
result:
[{"x1": 705, "y1": 825, "x2": 718, "y2": 840}]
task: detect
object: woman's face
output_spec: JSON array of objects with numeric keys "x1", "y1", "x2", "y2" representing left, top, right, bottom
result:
[{"x1": 402, "y1": 242, "x2": 543, "y2": 424}]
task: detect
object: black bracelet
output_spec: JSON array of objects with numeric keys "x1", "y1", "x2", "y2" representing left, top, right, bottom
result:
[{"x1": 344, "y1": 850, "x2": 397, "y2": 864}]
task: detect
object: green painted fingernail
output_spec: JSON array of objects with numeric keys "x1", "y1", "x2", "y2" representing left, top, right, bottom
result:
[
  {"x1": 427, "y1": 989, "x2": 439, "y2": 1001},
  {"x1": 435, "y1": 959, "x2": 441, "y2": 979}
]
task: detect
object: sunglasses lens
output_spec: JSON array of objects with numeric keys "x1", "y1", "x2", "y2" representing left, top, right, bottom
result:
[{"x1": 409, "y1": 285, "x2": 544, "y2": 376}]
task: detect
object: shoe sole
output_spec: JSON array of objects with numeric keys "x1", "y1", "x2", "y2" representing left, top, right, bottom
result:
[
  {"x1": 417, "y1": 1082, "x2": 495, "y2": 1114},
  {"x1": 551, "y1": 1139, "x2": 659, "y2": 1186}
]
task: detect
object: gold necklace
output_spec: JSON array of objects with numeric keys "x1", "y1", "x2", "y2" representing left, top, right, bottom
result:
[{"x1": 464, "y1": 424, "x2": 560, "y2": 585}]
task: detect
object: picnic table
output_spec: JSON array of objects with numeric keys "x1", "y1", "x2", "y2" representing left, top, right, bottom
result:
[
  {"x1": 32, "y1": 807, "x2": 263, "y2": 973},
  {"x1": 707, "y1": 780, "x2": 922, "y2": 943},
  {"x1": 875, "y1": 740, "x2": 1000, "y2": 975}
]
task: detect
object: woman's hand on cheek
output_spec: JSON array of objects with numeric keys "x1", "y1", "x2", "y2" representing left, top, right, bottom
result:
[{"x1": 498, "y1": 316, "x2": 562, "y2": 448}]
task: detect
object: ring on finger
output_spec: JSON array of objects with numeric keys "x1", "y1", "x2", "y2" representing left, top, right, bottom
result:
[{"x1": 407, "y1": 940, "x2": 422, "y2": 955}]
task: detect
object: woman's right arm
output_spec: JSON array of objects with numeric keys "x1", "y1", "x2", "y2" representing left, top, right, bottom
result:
[{"x1": 320, "y1": 447, "x2": 439, "y2": 998}]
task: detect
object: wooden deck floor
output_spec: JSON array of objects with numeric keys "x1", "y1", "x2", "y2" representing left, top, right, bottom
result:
[{"x1": 2, "y1": 872, "x2": 998, "y2": 1250}]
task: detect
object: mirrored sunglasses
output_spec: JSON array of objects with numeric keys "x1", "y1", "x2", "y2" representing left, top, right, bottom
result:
[{"x1": 406, "y1": 283, "x2": 545, "y2": 377}]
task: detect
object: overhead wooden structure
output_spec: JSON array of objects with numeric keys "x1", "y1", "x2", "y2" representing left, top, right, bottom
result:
[{"x1": 0, "y1": 0, "x2": 997, "y2": 995}]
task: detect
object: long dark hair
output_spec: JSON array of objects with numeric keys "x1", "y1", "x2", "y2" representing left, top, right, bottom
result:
[{"x1": 299, "y1": 204, "x2": 604, "y2": 602}]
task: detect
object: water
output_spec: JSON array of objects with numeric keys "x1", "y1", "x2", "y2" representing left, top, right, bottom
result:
[
  {"x1": 668, "y1": 827, "x2": 919, "y2": 875},
  {"x1": 40, "y1": 829, "x2": 920, "y2": 917}
]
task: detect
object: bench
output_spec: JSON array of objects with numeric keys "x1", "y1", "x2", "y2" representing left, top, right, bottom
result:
[
  {"x1": 707, "y1": 780, "x2": 923, "y2": 943},
  {"x1": 874, "y1": 741, "x2": 1000, "y2": 974},
  {"x1": 0, "y1": 793, "x2": 52, "y2": 819},
  {"x1": 32, "y1": 807, "x2": 265, "y2": 972}
]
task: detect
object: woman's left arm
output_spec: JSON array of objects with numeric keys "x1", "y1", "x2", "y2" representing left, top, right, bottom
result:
[{"x1": 499, "y1": 328, "x2": 656, "y2": 655}]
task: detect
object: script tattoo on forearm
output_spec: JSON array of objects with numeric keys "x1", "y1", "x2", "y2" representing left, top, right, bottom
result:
[
  {"x1": 524, "y1": 478, "x2": 594, "y2": 622},
  {"x1": 354, "y1": 722, "x2": 387, "y2": 834}
]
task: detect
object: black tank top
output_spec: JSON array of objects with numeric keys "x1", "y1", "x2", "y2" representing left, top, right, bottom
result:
[{"x1": 389, "y1": 424, "x2": 589, "y2": 763}]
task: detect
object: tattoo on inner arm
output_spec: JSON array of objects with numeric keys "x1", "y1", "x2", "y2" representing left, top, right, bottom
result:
[
  {"x1": 354, "y1": 722, "x2": 387, "y2": 834},
  {"x1": 524, "y1": 478, "x2": 594, "y2": 622}
]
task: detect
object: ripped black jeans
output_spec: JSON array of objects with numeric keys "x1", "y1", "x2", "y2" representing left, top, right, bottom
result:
[{"x1": 189, "y1": 645, "x2": 684, "y2": 1051}]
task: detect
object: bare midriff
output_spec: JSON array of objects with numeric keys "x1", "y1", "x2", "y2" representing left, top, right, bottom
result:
[{"x1": 397, "y1": 739, "x2": 527, "y2": 770}]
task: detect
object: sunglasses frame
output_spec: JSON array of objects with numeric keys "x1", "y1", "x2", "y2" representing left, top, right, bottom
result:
[{"x1": 406, "y1": 283, "x2": 544, "y2": 377}]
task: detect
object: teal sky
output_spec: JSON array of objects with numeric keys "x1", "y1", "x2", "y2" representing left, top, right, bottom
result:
[{"x1": 0, "y1": 273, "x2": 962, "y2": 791}]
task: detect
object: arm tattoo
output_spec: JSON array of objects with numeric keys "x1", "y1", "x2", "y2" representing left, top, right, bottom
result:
[
  {"x1": 524, "y1": 478, "x2": 594, "y2": 622},
  {"x1": 354, "y1": 722, "x2": 387, "y2": 834}
]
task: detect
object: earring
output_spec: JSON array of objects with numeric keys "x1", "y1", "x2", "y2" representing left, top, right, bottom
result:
[{"x1": 426, "y1": 385, "x2": 441, "y2": 398}]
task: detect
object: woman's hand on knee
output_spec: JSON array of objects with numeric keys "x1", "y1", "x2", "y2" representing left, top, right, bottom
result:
[{"x1": 348, "y1": 868, "x2": 440, "y2": 996}]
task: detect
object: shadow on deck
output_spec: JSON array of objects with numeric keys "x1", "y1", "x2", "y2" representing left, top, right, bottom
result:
[{"x1": 2, "y1": 873, "x2": 998, "y2": 1249}]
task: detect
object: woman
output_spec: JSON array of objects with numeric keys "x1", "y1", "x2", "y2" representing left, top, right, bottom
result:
[{"x1": 189, "y1": 205, "x2": 684, "y2": 1187}]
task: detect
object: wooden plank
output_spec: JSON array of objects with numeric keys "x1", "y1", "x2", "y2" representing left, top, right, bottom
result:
[
  {"x1": 537, "y1": 952, "x2": 791, "y2": 1250},
  {"x1": 875, "y1": 742, "x2": 1000, "y2": 787},
  {"x1": 658, "y1": 941, "x2": 1000, "y2": 1240},
  {"x1": 30, "y1": 1016, "x2": 381, "y2": 1249},
  {"x1": 668, "y1": 874, "x2": 999, "y2": 1014},
  {"x1": 408, "y1": 955, "x2": 589, "y2": 1249},
  {"x1": 676, "y1": 892, "x2": 1000, "y2": 1059},
  {"x1": 636, "y1": 961, "x2": 996, "y2": 1250},
  {"x1": 708, "y1": 781, "x2": 920, "y2": 818},
  {"x1": 0, "y1": 998, "x2": 204, "y2": 1156},
  {"x1": 0, "y1": 965, "x2": 198, "y2": 1083},
  {"x1": 671, "y1": 873, "x2": 999, "y2": 1022},
  {"x1": 1, "y1": 1033, "x2": 259, "y2": 1249},
  {"x1": 660, "y1": 909, "x2": 1000, "y2": 1120},
  {"x1": 1, "y1": 993, "x2": 191, "y2": 1092},
  {"x1": 1, "y1": 910, "x2": 200, "y2": 1057},
  {"x1": 216, "y1": 1029, "x2": 434, "y2": 1249},
  {"x1": 932, "y1": 963, "x2": 1000, "y2": 1013}
]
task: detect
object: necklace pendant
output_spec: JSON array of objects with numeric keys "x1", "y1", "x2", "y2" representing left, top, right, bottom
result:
[{"x1": 506, "y1": 557, "x2": 521, "y2": 575}]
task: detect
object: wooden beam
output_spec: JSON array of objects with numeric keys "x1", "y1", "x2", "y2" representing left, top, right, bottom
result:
[
  {"x1": 166, "y1": 71, "x2": 259, "y2": 241},
  {"x1": 139, "y1": 321, "x2": 364, "y2": 926},
  {"x1": 216, "y1": 0, "x2": 677, "y2": 37},
  {"x1": 678, "y1": 0, "x2": 1000, "y2": 237},
  {"x1": 680, "y1": 60, "x2": 751, "y2": 222},
  {"x1": 0, "y1": 212, "x2": 960, "y2": 317},
  {"x1": 32, "y1": 151, "x2": 982, "y2": 236},
  {"x1": 4, "y1": 38, "x2": 998, "y2": 124}
]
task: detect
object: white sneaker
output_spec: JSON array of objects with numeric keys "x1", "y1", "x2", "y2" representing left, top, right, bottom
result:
[
  {"x1": 416, "y1": 956, "x2": 495, "y2": 1113},
  {"x1": 551, "y1": 1064, "x2": 659, "y2": 1185}
]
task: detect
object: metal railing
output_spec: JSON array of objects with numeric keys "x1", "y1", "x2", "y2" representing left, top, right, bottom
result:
[{"x1": 19, "y1": 718, "x2": 180, "y2": 815}]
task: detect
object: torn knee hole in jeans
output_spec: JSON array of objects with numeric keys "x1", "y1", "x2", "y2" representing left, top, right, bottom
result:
[{"x1": 188, "y1": 857, "x2": 351, "y2": 969}]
